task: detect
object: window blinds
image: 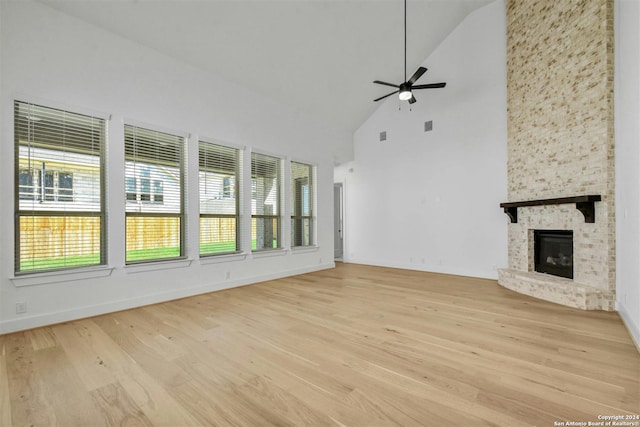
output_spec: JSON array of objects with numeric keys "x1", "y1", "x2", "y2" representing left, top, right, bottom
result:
[
  {"x1": 291, "y1": 161, "x2": 313, "y2": 247},
  {"x1": 251, "y1": 152, "x2": 281, "y2": 250},
  {"x1": 14, "y1": 100, "x2": 105, "y2": 273},
  {"x1": 199, "y1": 141, "x2": 241, "y2": 255},
  {"x1": 124, "y1": 124, "x2": 184, "y2": 263}
]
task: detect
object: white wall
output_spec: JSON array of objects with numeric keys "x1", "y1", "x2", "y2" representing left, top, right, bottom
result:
[
  {"x1": 341, "y1": 0, "x2": 507, "y2": 279},
  {"x1": 0, "y1": 1, "x2": 349, "y2": 333},
  {"x1": 615, "y1": 0, "x2": 640, "y2": 348}
]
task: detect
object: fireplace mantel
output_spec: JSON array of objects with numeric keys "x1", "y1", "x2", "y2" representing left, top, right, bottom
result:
[{"x1": 500, "y1": 195, "x2": 601, "y2": 223}]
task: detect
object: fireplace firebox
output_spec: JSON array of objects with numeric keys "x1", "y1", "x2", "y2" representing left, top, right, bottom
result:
[{"x1": 534, "y1": 230, "x2": 573, "y2": 279}]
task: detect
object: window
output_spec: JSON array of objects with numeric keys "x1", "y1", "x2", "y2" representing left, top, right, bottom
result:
[
  {"x1": 18, "y1": 168, "x2": 74, "y2": 203},
  {"x1": 58, "y1": 172, "x2": 74, "y2": 202},
  {"x1": 125, "y1": 124, "x2": 184, "y2": 263},
  {"x1": 139, "y1": 168, "x2": 151, "y2": 202},
  {"x1": 291, "y1": 161, "x2": 314, "y2": 247},
  {"x1": 153, "y1": 180, "x2": 164, "y2": 204},
  {"x1": 14, "y1": 100, "x2": 105, "y2": 273},
  {"x1": 18, "y1": 168, "x2": 38, "y2": 201},
  {"x1": 251, "y1": 152, "x2": 281, "y2": 251},
  {"x1": 126, "y1": 177, "x2": 137, "y2": 201},
  {"x1": 199, "y1": 141, "x2": 241, "y2": 256},
  {"x1": 42, "y1": 170, "x2": 74, "y2": 202},
  {"x1": 222, "y1": 176, "x2": 233, "y2": 199}
]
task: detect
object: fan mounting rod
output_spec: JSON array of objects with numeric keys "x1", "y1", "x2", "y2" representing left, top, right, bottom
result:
[{"x1": 400, "y1": 0, "x2": 409, "y2": 100}]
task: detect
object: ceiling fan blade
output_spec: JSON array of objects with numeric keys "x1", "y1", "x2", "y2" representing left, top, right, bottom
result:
[
  {"x1": 373, "y1": 80, "x2": 400, "y2": 88},
  {"x1": 408, "y1": 95, "x2": 417, "y2": 104},
  {"x1": 407, "y1": 67, "x2": 427, "y2": 85},
  {"x1": 413, "y1": 82, "x2": 447, "y2": 89},
  {"x1": 374, "y1": 90, "x2": 399, "y2": 102}
]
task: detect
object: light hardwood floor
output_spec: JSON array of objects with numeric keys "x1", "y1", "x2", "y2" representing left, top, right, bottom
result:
[{"x1": 1, "y1": 263, "x2": 638, "y2": 426}]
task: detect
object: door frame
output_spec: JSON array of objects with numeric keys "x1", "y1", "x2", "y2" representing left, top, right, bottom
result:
[{"x1": 334, "y1": 182, "x2": 344, "y2": 260}]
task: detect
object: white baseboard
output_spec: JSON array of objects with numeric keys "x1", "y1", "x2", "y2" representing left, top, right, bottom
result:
[
  {"x1": 344, "y1": 257, "x2": 498, "y2": 281},
  {"x1": 0, "y1": 262, "x2": 335, "y2": 335},
  {"x1": 617, "y1": 300, "x2": 640, "y2": 352}
]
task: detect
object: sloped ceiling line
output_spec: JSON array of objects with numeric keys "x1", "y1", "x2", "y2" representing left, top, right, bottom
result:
[{"x1": 39, "y1": 0, "x2": 493, "y2": 133}]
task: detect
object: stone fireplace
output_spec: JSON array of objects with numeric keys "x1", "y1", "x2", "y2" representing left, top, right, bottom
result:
[
  {"x1": 499, "y1": 0, "x2": 615, "y2": 310},
  {"x1": 498, "y1": 200, "x2": 614, "y2": 310}
]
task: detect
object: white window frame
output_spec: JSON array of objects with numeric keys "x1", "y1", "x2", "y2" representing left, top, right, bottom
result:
[
  {"x1": 198, "y1": 139, "x2": 242, "y2": 257},
  {"x1": 123, "y1": 120, "x2": 187, "y2": 264},
  {"x1": 14, "y1": 99, "x2": 108, "y2": 275},
  {"x1": 250, "y1": 150, "x2": 283, "y2": 252}
]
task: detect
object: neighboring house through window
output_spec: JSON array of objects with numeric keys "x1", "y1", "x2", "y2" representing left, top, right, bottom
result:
[
  {"x1": 18, "y1": 168, "x2": 74, "y2": 202},
  {"x1": 125, "y1": 176, "x2": 164, "y2": 204}
]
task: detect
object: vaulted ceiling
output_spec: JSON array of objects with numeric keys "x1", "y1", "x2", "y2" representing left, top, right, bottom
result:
[{"x1": 40, "y1": 0, "x2": 493, "y2": 133}]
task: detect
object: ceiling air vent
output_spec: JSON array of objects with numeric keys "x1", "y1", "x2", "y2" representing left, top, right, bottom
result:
[
  {"x1": 424, "y1": 121, "x2": 433, "y2": 132},
  {"x1": 379, "y1": 131, "x2": 387, "y2": 142}
]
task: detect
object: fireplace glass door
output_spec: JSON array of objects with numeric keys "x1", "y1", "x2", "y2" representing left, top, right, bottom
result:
[{"x1": 534, "y1": 230, "x2": 573, "y2": 279}]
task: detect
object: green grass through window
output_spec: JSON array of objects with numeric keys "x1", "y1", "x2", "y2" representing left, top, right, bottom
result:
[
  {"x1": 20, "y1": 254, "x2": 101, "y2": 272},
  {"x1": 126, "y1": 247, "x2": 181, "y2": 262},
  {"x1": 251, "y1": 239, "x2": 278, "y2": 250},
  {"x1": 20, "y1": 239, "x2": 280, "y2": 271},
  {"x1": 200, "y1": 241, "x2": 237, "y2": 255}
]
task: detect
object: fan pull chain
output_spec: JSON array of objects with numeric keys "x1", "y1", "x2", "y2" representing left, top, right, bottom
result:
[{"x1": 397, "y1": 102, "x2": 412, "y2": 112}]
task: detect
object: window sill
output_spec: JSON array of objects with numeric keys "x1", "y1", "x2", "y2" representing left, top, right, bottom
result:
[
  {"x1": 291, "y1": 245, "x2": 319, "y2": 254},
  {"x1": 124, "y1": 258, "x2": 192, "y2": 274},
  {"x1": 251, "y1": 249, "x2": 289, "y2": 259},
  {"x1": 199, "y1": 252, "x2": 248, "y2": 265},
  {"x1": 11, "y1": 266, "x2": 114, "y2": 287}
]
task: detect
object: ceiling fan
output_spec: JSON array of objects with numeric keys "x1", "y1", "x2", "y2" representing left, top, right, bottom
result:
[{"x1": 373, "y1": 0, "x2": 446, "y2": 104}]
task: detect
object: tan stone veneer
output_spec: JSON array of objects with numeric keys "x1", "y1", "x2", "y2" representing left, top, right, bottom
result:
[{"x1": 499, "y1": 0, "x2": 615, "y2": 310}]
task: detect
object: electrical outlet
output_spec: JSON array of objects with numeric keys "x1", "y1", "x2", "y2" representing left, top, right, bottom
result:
[
  {"x1": 16, "y1": 302, "x2": 27, "y2": 314},
  {"x1": 225, "y1": 271, "x2": 231, "y2": 280}
]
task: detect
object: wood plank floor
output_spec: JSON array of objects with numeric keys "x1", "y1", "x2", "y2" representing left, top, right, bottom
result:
[{"x1": 1, "y1": 262, "x2": 638, "y2": 426}]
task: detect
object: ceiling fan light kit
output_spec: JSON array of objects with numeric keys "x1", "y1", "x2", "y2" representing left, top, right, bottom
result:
[
  {"x1": 398, "y1": 84, "x2": 412, "y2": 100},
  {"x1": 373, "y1": 0, "x2": 446, "y2": 105}
]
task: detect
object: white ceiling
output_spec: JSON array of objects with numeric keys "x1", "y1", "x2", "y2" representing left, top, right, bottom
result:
[{"x1": 40, "y1": 0, "x2": 492, "y2": 133}]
